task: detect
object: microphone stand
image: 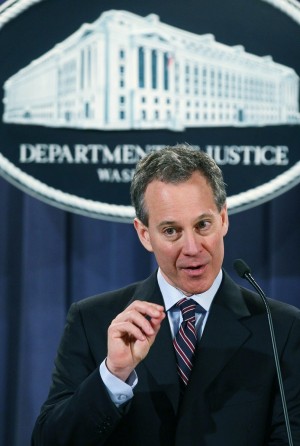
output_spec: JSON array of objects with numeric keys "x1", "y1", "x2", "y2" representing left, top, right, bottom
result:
[{"x1": 234, "y1": 259, "x2": 294, "y2": 446}]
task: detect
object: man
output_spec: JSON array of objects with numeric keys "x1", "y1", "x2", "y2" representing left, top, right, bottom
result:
[{"x1": 32, "y1": 144, "x2": 300, "y2": 445}]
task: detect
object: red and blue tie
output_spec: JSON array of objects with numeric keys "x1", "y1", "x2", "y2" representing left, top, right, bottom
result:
[{"x1": 173, "y1": 298, "x2": 199, "y2": 386}]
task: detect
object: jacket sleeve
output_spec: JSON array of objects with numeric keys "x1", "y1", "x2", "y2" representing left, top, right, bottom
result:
[
  {"x1": 31, "y1": 302, "x2": 125, "y2": 446},
  {"x1": 268, "y1": 312, "x2": 300, "y2": 445}
]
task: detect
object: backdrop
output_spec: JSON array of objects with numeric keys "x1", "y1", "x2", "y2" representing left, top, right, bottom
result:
[
  {"x1": 0, "y1": 176, "x2": 300, "y2": 446},
  {"x1": 1, "y1": 0, "x2": 300, "y2": 445}
]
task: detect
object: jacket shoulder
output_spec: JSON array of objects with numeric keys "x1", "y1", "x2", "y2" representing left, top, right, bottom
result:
[
  {"x1": 73, "y1": 270, "x2": 159, "y2": 314},
  {"x1": 76, "y1": 280, "x2": 143, "y2": 312}
]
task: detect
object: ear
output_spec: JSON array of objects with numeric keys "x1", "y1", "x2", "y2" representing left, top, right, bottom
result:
[
  {"x1": 220, "y1": 204, "x2": 229, "y2": 237},
  {"x1": 133, "y1": 218, "x2": 154, "y2": 253}
]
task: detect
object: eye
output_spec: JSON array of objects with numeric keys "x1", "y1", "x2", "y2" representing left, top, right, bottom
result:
[
  {"x1": 162, "y1": 226, "x2": 181, "y2": 240},
  {"x1": 196, "y1": 220, "x2": 212, "y2": 232},
  {"x1": 163, "y1": 227, "x2": 177, "y2": 236}
]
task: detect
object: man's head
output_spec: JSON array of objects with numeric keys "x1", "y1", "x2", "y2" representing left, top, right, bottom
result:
[
  {"x1": 131, "y1": 144, "x2": 227, "y2": 226},
  {"x1": 131, "y1": 144, "x2": 228, "y2": 295}
]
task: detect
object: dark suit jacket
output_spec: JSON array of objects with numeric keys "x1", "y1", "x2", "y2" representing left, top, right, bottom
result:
[{"x1": 32, "y1": 270, "x2": 300, "y2": 446}]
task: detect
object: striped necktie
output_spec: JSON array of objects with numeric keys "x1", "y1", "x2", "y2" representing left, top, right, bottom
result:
[{"x1": 173, "y1": 297, "x2": 199, "y2": 386}]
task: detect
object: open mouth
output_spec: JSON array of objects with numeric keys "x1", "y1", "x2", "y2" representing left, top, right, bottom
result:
[{"x1": 181, "y1": 264, "x2": 206, "y2": 275}]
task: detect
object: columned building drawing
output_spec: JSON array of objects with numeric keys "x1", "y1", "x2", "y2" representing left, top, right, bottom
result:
[{"x1": 3, "y1": 9, "x2": 300, "y2": 130}]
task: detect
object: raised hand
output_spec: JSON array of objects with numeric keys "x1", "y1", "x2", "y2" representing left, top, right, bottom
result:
[{"x1": 106, "y1": 301, "x2": 165, "y2": 381}]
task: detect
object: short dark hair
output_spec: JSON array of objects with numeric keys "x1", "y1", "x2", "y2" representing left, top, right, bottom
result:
[{"x1": 130, "y1": 144, "x2": 227, "y2": 225}]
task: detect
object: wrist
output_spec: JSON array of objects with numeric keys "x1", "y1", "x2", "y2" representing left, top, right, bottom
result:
[{"x1": 106, "y1": 358, "x2": 134, "y2": 382}]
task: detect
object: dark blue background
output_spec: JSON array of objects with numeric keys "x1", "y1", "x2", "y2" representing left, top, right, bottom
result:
[
  {"x1": 1, "y1": 176, "x2": 300, "y2": 446},
  {"x1": 0, "y1": 1, "x2": 300, "y2": 445}
]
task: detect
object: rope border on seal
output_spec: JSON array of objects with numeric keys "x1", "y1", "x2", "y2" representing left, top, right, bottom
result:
[
  {"x1": 0, "y1": 0, "x2": 44, "y2": 29},
  {"x1": 0, "y1": 153, "x2": 135, "y2": 221},
  {"x1": 262, "y1": 0, "x2": 300, "y2": 25},
  {"x1": 0, "y1": 0, "x2": 300, "y2": 221},
  {"x1": 0, "y1": 0, "x2": 298, "y2": 29},
  {"x1": 1, "y1": 152, "x2": 300, "y2": 221}
]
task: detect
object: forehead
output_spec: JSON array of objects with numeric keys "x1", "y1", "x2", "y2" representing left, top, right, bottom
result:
[
  {"x1": 145, "y1": 171, "x2": 212, "y2": 197},
  {"x1": 144, "y1": 172, "x2": 217, "y2": 221}
]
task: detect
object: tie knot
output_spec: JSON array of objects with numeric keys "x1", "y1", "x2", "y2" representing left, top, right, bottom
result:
[{"x1": 176, "y1": 297, "x2": 197, "y2": 322}]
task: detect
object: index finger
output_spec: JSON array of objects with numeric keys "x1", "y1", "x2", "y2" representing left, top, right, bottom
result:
[{"x1": 126, "y1": 300, "x2": 165, "y2": 318}]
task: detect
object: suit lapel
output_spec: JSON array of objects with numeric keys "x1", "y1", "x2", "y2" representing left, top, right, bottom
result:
[{"x1": 187, "y1": 271, "x2": 252, "y2": 393}]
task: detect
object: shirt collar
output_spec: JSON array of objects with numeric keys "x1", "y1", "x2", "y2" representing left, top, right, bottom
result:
[{"x1": 157, "y1": 268, "x2": 222, "y2": 313}]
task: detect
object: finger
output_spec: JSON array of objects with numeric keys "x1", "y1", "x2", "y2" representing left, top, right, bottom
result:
[
  {"x1": 109, "y1": 320, "x2": 148, "y2": 341},
  {"x1": 148, "y1": 312, "x2": 166, "y2": 334},
  {"x1": 125, "y1": 301, "x2": 165, "y2": 319},
  {"x1": 113, "y1": 304, "x2": 165, "y2": 336},
  {"x1": 112, "y1": 311, "x2": 154, "y2": 337}
]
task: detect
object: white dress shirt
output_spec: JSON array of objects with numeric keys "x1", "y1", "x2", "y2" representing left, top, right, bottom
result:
[{"x1": 157, "y1": 268, "x2": 222, "y2": 339}]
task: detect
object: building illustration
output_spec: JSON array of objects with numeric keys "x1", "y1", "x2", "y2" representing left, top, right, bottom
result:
[{"x1": 2, "y1": 9, "x2": 300, "y2": 131}]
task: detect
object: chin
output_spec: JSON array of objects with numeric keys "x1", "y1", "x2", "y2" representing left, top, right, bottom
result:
[{"x1": 184, "y1": 282, "x2": 210, "y2": 295}]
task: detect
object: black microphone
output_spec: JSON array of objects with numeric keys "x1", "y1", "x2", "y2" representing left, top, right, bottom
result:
[{"x1": 233, "y1": 259, "x2": 294, "y2": 446}]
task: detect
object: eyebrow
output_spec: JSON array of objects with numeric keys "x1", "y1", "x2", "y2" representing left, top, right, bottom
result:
[
  {"x1": 157, "y1": 220, "x2": 177, "y2": 229},
  {"x1": 157, "y1": 213, "x2": 215, "y2": 228}
]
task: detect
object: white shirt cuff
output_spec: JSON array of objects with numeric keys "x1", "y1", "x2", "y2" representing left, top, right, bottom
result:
[{"x1": 99, "y1": 359, "x2": 138, "y2": 407}]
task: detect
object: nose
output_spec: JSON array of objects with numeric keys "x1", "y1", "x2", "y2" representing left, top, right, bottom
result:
[{"x1": 181, "y1": 230, "x2": 201, "y2": 256}]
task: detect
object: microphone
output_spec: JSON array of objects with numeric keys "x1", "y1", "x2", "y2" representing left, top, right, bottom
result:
[{"x1": 233, "y1": 259, "x2": 294, "y2": 446}]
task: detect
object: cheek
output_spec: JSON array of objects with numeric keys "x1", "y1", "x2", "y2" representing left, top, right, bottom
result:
[
  {"x1": 205, "y1": 234, "x2": 224, "y2": 256},
  {"x1": 212, "y1": 237, "x2": 225, "y2": 261},
  {"x1": 153, "y1": 243, "x2": 179, "y2": 265}
]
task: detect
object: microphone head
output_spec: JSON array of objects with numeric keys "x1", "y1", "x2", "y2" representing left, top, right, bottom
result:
[{"x1": 233, "y1": 258, "x2": 251, "y2": 278}]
